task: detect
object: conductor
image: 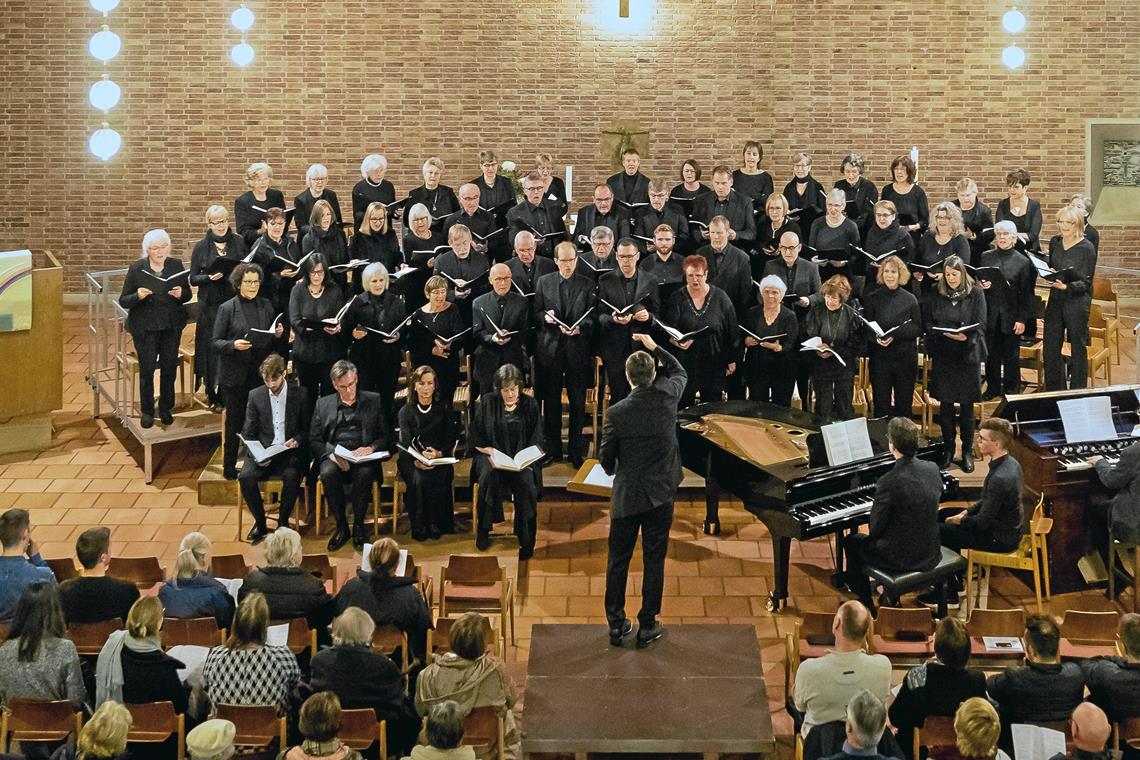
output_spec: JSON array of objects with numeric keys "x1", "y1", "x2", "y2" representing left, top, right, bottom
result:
[{"x1": 599, "y1": 333, "x2": 687, "y2": 649}]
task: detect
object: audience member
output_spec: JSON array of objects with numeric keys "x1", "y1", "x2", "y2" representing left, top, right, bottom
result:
[
  {"x1": 310, "y1": 607, "x2": 419, "y2": 757},
  {"x1": 159, "y1": 532, "x2": 237, "y2": 629},
  {"x1": 818, "y1": 690, "x2": 892, "y2": 760},
  {"x1": 407, "y1": 700, "x2": 477, "y2": 760},
  {"x1": 1048, "y1": 703, "x2": 1111, "y2": 760},
  {"x1": 186, "y1": 719, "x2": 236, "y2": 760},
  {"x1": 94, "y1": 596, "x2": 188, "y2": 713},
  {"x1": 0, "y1": 581, "x2": 85, "y2": 707},
  {"x1": 1082, "y1": 612, "x2": 1140, "y2": 723},
  {"x1": 335, "y1": 538, "x2": 432, "y2": 665},
  {"x1": 0, "y1": 508, "x2": 55, "y2": 624},
  {"x1": 946, "y1": 698, "x2": 1010, "y2": 760},
  {"x1": 278, "y1": 691, "x2": 363, "y2": 760},
  {"x1": 54, "y1": 700, "x2": 132, "y2": 760},
  {"x1": 239, "y1": 527, "x2": 334, "y2": 633},
  {"x1": 986, "y1": 613, "x2": 1086, "y2": 728},
  {"x1": 58, "y1": 527, "x2": 139, "y2": 625},
  {"x1": 415, "y1": 613, "x2": 520, "y2": 760},
  {"x1": 792, "y1": 601, "x2": 891, "y2": 737},
  {"x1": 202, "y1": 592, "x2": 301, "y2": 716}
]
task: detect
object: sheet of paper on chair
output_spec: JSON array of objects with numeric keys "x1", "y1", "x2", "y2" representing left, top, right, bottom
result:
[
  {"x1": 361, "y1": 546, "x2": 407, "y2": 576},
  {"x1": 266, "y1": 623, "x2": 289, "y2": 647},
  {"x1": 1012, "y1": 723, "x2": 1066, "y2": 760},
  {"x1": 982, "y1": 636, "x2": 1023, "y2": 653},
  {"x1": 214, "y1": 577, "x2": 243, "y2": 604},
  {"x1": 168, "y1": 644, "x2": 210, "y2": 683},
  {"x1": 583, "y1": 463, "x2": 614, "y2": 490}
]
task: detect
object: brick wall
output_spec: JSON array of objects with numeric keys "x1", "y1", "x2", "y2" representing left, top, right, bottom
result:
[{"x1": 1, "y1": 0, "x2": 1138, "y2": 294}]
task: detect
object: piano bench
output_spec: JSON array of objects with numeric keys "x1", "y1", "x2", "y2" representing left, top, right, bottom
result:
[{"x1": 863, "y1": 547, "x2": 967, "y2": 618}]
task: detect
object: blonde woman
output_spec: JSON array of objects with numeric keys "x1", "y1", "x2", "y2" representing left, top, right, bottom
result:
[
  {"x1": 70, "y1": 701, "x2": 133, "y2": 760},
  {"x1": 235, "y1": 162, "x2": 286, "y2": 248},
  {"x1": 94, "y1": 596, "x2": 188, "y2": 712},
  {"x1": 158, "y1": 531, "x2": 236, "y2": 628}
]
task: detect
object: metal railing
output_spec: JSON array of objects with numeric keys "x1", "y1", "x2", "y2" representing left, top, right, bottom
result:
[{"x1": 84, "y1": 268, "x2": 130, "y2": 421}]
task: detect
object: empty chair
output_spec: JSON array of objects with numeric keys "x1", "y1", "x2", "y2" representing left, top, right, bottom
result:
[
  {"x1": 125, "y1": 701, "x2": 185, "y2": 760},
  {"x1": 871, "y1": 607, "x2": 934, "y2": 661},
  {"x1": 215, "y1": 703, "x2": 285, "y2": 752},
  {"x1": 1059, "y1": 609, "x2": 1121, "y2": 659},
  {"x1": 0, "y1": 699, "x2": 83, "y2": 754},
  {"x1": 462, "y1": 705, "x2": 505, "y2": 760},
  {"x1": 438, "y1": 555, "x2": 515, "y2": 647},
  {"x1": 966, "y1": 608, "x2": 1026, "y2": 660},
  {"x1": 210, "y1": 554, "x2": 251, "y2": 581},
  {"x1": 108, "y1": 556, "x2": 166, "y2": 589},
  {"x1": 162, "y1": 617, "x2": 225, "y2": 648},
  {"x1": 44, "y1": 558, "x2": 78, "y2": 583},
  {"x1": 68, "y1": 618, "x2": 124, "y2": 657},
  {"x1": 338, "y1": 708, "x2": 387, "y2": 758}
]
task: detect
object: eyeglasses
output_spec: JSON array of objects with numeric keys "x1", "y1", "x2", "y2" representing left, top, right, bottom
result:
[
  {"x1": 241, "y1": 278, "x2": 260, "y2": 285},
  {"x1": 777, "y1": 245, "x2": 800, "y2": 253}
]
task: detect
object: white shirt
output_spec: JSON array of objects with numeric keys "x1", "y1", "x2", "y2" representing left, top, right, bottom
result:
[{"x1": 268, "y1": 383, "x2": 288, "y2": 446}]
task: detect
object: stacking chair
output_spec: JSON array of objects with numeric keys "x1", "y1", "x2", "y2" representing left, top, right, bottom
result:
[
  {"x1": 271, "y1": 617, "x2": 317, "y2": 658},
  {"x1": 1107, "y1": 534, "x2": 1140, "y2": 613},
  {"x1": 964, "y1": 494, "x2": 1051, "y2": 614},
  {"x1": 1115, "y1": 716, "x2": 1140, "y2": 754},
  {"x1": 462, "y1": 706, "x2": 506, "y2": 760},
  {"x1": 237, "y1": 473, "x2": 309, "y2": 543},
  {"x1": 784, "y1": 611, "x2": 837, "y2": 694},
  {"x1": 338, "y1": 708, "x2": 387, "y2": 759},
  {"x1": 372, "y1": 626, "x2": 411, "y2": 691},
  {"x1": 68, "y1": 618, "x2": 123, "y2": 656},
  {"x1": 438, "y1": 555, "x2": 515, "y2": 647},
  {"x1": 211, "y1": 553, "x2": 251, "y2": 581},
  {"x1": 162, "y1": 617, "x2": 225, "y2": 648},
  {"x1": 0, "y1": 700, "x2": 83, "y2": 754},
  {"x1": 300, "y1": 553, "x2": 338, "y2": 592},
  {"x1": 125, "y1": 701, "x2": 185, "y2": 760},
  {"x1": 869, "y1": 607, "x2": 934, "y2": 662},
  {"x1": 45, "y1": 557, "x2": 79, "y2": 582},
  {"x1": 429, "y1": 615, "x2": 503, "y2": 659},
  {"x1": 1091, "y1": 275, "x2": 1122, "y2": 363},
  {"x1": 108, "y1": 556, "x2": 166, "y2": 589},
  {"x1": 965, "y1": 607, "x2": 1025, "y2": 662},
  {"x1": 215, "y1": 704, "x2": 285, "y2": 753},
  {"x1": 314, "y1": 478, "x2": 382, "y2": 537},
  {"x1": 1058, "y1": 609, "x2": 1121, "y2": 659},
  {"x1": 914, "y1": 715, "x2": 957, "y2": 760}
]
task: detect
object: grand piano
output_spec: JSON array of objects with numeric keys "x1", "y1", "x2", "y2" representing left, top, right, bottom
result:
[
  {"x1": 678, "y1": 400, "x2": 956, "y2": 611},
  {"x1": 993, "y1": 383, "x2": 1140, "y2": 592}
]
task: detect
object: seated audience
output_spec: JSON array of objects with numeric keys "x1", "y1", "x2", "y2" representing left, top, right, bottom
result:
[
  {"x1": 1082, "y1": 612, "x2": 1140, "y2": 723},
  {"x1": 817, "y1": 690, "x2": 891, "y2": 760},
  {"x1": 239, "y1": 527, "x2": 334, "y2": 632},
  {"x1": 415, "y1": 613, "x2": 521, "y2": 760},
  {"x1": 54, "y1": 700, "x2": 132, "y2": 760},
  {"x1": 159, "y1": 532, "x2": 236, "y2": 629},
  {"x1": 59, "y1": 527, "x2": 139, "y2": 624},
  {"x1": 94, "y1": 596, "x2": 188, "y2": 712},
  {"x1": 889, "y1": 617, "x2": 986, "y2": 759},
  {"x1": 1049, "y1": 703, "x2": 1111, "y2": 760},
  {"x1": 409, "y1": 700, "x2": 477, "y2": 760},
  {"x1": 202, "y1": 592, "x2": 301, "y2": 716},
  {"x1": 311, "y1": 607, "x2": 419, "y2": 757},
  {"x1": 944, "y1": 698, "x2": 1010, "y2": 760},
  {"x1": 186, "y1": 719, "x2": 236, "y2": 760},
  {"x1": 335, "y1": 538, "x2": 431, "y2": 665},
  {"x1": 0, "y1": 581, "x2": 85, "y2": 707},
  {"x1": 986, "y1": 613, "x2": 1085, "y2": 728},
  {"x1": 0, "y1": 507, "x2": 55, "y2": 624},
  {"x1": 792, "y1": 601, "x2": 891, "y2": 737},
  {"x1": 279, "y1": 691, "x2": 363, "y2": 760}
]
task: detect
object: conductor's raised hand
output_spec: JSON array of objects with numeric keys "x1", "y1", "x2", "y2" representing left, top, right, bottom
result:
[{"x1": 632, "y1": 332, "x2": 657, "y2": 352}]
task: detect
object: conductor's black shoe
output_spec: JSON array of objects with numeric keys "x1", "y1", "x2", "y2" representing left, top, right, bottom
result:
[
  {"x1": 609, "y1": 618, "x2": 633, "y2": 646},
  {"x1": 475, "y1": 531, "x2": 491, "y2": 551},
  {"x1": 223, "y1": 467, "x2": 238, "y2": 481},
  {"x1": 939, "y1": 448, "x2": 954, "y2": 470},
  {"x1": 140, "y1": 413, "x2": 154, "y2": 429},
  {"x1": 636, "y1": 621, "x2": 665, "y2": 648},
  {"x1": 159, "y1": 409, "x2": 174, "y2": 426},
  {"x1": 246, "y1": 525, "x2": 269, "y2": 545},
  {"x1": 518, "y1": 545, "x2": 534, "y2": 561},
  {"x1": 327, "y1": 529, "x2": 350, "y2": 552},
  {"x1": 961, "y1": 451, "x2": 975, "y2": 473}
]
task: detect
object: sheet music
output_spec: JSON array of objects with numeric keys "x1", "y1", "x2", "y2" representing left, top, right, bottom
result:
[
  {"x1": 266, "y1": 623, "x2": 289, "y2": 647},
  {"x1": 1057, "y1": 396, "x2": 1116, "y2": 443},
  {"x1": 361, "y1": 546, "x2": 407, "y2": 575},
  {"x1": 214, "y1": 577, "x2": 243, "y2": 604},
  {"x1": 821, "y1": 417, "x2": 874, "y2": 466},
  {"x1": 982, "y1": 636, "x2": 1023, "y2": 653},
  {"x1": 167, "y1": 644, "x2": 210, "y2": 683},
  {"x1": 1011, "y1": 723, "x2": 1066, "y2": 760},
  {"x1": 583, "y1": 463, "x2": 614, "y2": 490}
]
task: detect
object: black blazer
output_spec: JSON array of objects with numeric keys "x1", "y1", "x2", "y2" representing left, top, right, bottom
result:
[
  {"x1": 607, "y1": 171, "x2": 651, "y2": 206},
  {"x1": 572, "y1": 205, "x2": 631, "y2": 247},
  {"x1": 505, "y1": 256, "x2": 556, "y2": 295},
  {"x1": 118, "y1": 257, "x2": 191, "y2": 334},
  {"x1": 211, "y1": 295, "x2": 278, "y2": 387},
  {"x1": 533, "y1": 271, "x2": 595, "y2": 363},
  {"x1": 472, "y1": 290, "x2": 530, "y2": 352},
  {"x1": 1094, "y1": 441, "x2": 1140, "y2": 545},
  {"x1": 695, "y1": 243, "x2": 754, "y2": 316},
  {"x1": 866, "y1": 456, "x2": 944, "y2": 572},
  {"x1": 692, "y1": 190, "x2": 758, "y2": 246},
  {"x1": 293, "y1": 188, "x2": 344, "y2": 240},
  {"x1": 309, "y1": 390, "x2": 389, "y2": 460},
  {"x1": 595, "y1": 270, "x2": 661, "y2": 361},
  {"x1": 599, "y1": 346, "x2": 687, "y2": 518},
  {"x1": 634, "y1": 203, "x2": 692, "y2": 254},
  {"x1": 242, "y1": 382, "x2": 308, "y2": 450},
  {"x1": 506, "y1": 200, "x2": 568, "y2": 258}
]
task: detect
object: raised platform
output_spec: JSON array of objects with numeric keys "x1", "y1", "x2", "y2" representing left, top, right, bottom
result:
[{"x1": 523, "y1": 623, "x2": 775, "y2": 758}]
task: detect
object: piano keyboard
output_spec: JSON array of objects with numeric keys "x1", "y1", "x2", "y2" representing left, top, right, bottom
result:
[
  {"x1": 793, "y1": 487, "x2": 875, "y2": 527},
  {"x1": 1059, "y1": 455, "x2": 1119, "y2": 472}
]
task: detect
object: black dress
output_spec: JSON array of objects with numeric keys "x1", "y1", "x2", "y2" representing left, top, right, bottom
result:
[
  {"x1": 804, "y1": 303, "x2": 861, "y2": 420},
  {"x1": 926, "y1": 287, "x2": 987, "y2": 404},
  {"x1": 351, "y1": 178, "x2": 397, "y2": 228},
  {"x1": 471, "y1": 392, "x2": 543, "y2": 552},
  {"x1": 996, "y1": 197, "x2": 1043, "y2": 252},
  {"x1": 472, "y1": 174, "x2": 517, "y2": 226},
  {"x1": 741, "y1": 305, "x2": 798, "y2": 406},
  {"x1": 212, "y1": 294, "x2": 278, "y2": 475},
  {"x1": 234, "y1": 188, "x2": 286, "y2": 249},
  {"x1": 834, "y1": 177, "x2": 879, "y2": 233},
  {"x1": 302, "y1": 225, "x2": 350, "y2": 288},
  {"x1": 406, "y1": 184, "x2": 459, "y2": 224},
  {"x1": 118, "y1": 257, "x2": 191, "y2": 419},
  {"x1": 880, "y1": 183, "x2": 929, "y2": 244},
  {"x1": 858, "y1": 221, "x2": 914, "y2": 298},
  {"x1": 349, "y1": 228, "x2": 402, "y2": 273},
  {"x1": 957, "y1": 201, "x2": 995, "y2": 264},
  {"x1": 189, "y1": 229, "x2": 247, "y2": 404},
  {"x1": 808, "y1": 217, "x2": 860, "y2": 284},
  {"x1": 397, "y1": 400, "x2": 457, "y2": 537},
  {"x1": 293, "y1": 188, "x2": 343, "y2": 241},
  {"x1": 401, "y1": 229, "x2": 449, "y2": 311},
  {"x1": 863, "y1": 285, "x2": 922, "y2": 419},
  {"x1": 345, "y1": 289, "x2": 407, "y2": 431},
  {"x1": 732, "y1": 170, "x2": 774, "y2": 217},
  {"x1": 408, "y1": 304, "x2": 466, "y2": 404},
  {"x1": 668, "y1": 182, "x2": 712, "y2": 220},
  {"x1": 661, "y1": 286, "x2": 738, "y2": 408},
  {"x1": 288, "y1": 281, "x2": 346, "y2": 413},
  {"x1": 782, "y1": 175, "x2": 826, "y2": 238},
  {"x1": 252, "y1": 232, "x2": 301, "y2": 358},
  {"x1": 914, "y1": 232, "x2": 971, "y2": 306}
]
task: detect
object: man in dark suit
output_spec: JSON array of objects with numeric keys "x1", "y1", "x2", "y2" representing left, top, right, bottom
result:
[
  {"x1": 239, "y1": 354, "x2": 308, "y2": 544},
  {"x1": 763, "y1": 231, "x2": 823, "y2": 403},
  {"x1": 607, "y1": 148, "x2": 651, "y2": 208},
  {"x1": 310, "y1": 359, "x2": 390, "y2": 551},
  {"x1": 1083, "y1": 613, "x2": 1140, "y2": 725},
  {"x1": 505, "y1": 231, "x2": 556, "y2": 296},
  {"x1": 442, "y1": 183, "x2": 507, "y2": 263},
  {"x1": 979, "y1": 221, "x2": 1036, "y2": 398},
  {"x1": 843, "y1": 417, "x2": 944, "y2": 608},
  {"x1": 1088, "y1": 441, "x2": 1140, "y2": 575},
  {"x1": 692, "y1": 165, "x2": 757, "y2": 251},
  {"x1": 596, "y1": 239, "x2": 660, "y2": 404},
  {"x1": 819, "y1": 691, "x2": 894, "y2": 760},
  {"x1": 634, "y1": 178, "x2": 692, "y2": 255},
  {"x1": 600, "y1": 333, "x2": 686, "y2": 648},
  {"x1": 572, "y1": 184, "x2": 631, "y2": 250},
  {"x1": 534, "y1": 242, "x2": 596, "y2": 468},
  {"x1": 697, "y1": 215, "x2": 754, "y2": 318},
  {"x1": 471, "y1": 263, "x2": 531, "y2": 395},
  {"x1": 506, "y1": 171, "x2": 567, "y2": 259}
]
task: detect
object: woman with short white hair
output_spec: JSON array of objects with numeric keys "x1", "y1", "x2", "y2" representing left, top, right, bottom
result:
[
  {"x1": 293, "y1": 163, "x2": 344, "y2": 241},
  {"x1": 351, "y1": 154, "x2": 397, "y2": 228},
  {"x1": 808, "y1": 187, "x2": 861, "y2": 285},
  {"x1": 402, "y1": 202, "x2": 448, "y2": 311},
  {"x1": 741, "y1": 274, "x2": 798, "y2": 406},
  {"x1": 118, "y1": 229, "x2": 191, "y2": 428},
  {"x1": 238, "y1": 527, "x2": 334, "y2": 632},
  {"x1": 344, "y1": 262, "x2": 407, "y2": 431},
  {"x1": 234, "y1": 162, "x2": 286, "y2": 248},
  {"x1": 407, "y1": 156, "x2": 459, "y2": 222}
]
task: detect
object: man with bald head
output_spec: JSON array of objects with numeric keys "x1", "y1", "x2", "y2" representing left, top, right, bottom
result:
[
  {"x1": 471, "y1": 263, "x2": 531, "y2": 394},
  {"x1": 763, "y1": 230, "x2": 822, "y2": 404},
  {"x1": 572, "y1": 184, "x2": 631, "y2": 250},
  {"x1": 792, "y1": 600, "x2": 891, "y2": 737},
  {"x1": 505, "y1": 231, "x2": 555, "y2": 296},
  {"x1": 443, "y1": 183, "x2": 507, "y2": 262},
  {"x1": 1047, "y1": 703, "x2": 1111, "y2": 760}
]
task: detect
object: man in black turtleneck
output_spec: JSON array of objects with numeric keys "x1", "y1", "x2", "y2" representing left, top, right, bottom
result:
[
  {"x1": 597, "y1": 239, "x2": 660, "y2": 404},
  {"x1": 507, "y1": 171, "x2": 567, "y2": 259},
  {"x1": 978, "y1": 221, "x2": 1035, "y2": 398},
  {"x1": 692, "y1": 166, "x2": 757, "y2": 251},
  {"x1": 443, "y1": 184, "x2": 507, "y2": 264},
  {"x1": 471, "y1": 264, "x2": 531, "y2": 395},
  {"x1": 607, "y1": 148, "x2": 651, "y2": 208},
  {"x1": 572, "y1": 184, "x2": 631, "y2": 251}
]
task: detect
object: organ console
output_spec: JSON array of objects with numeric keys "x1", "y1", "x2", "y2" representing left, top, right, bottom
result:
[
  {"x1": 677, "y1": 400, "x2": 957, "y2": 611},
  {"x1": 993, "y1": 383, "x2": 1140, "y2": 592}
]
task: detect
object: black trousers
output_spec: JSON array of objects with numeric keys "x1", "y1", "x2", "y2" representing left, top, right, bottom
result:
[
  {"x1": 239, "y1": 451, "x2": 306, "y2": 531},
  {"x1": 939, "y1": 515, "x2": 1020, "y2": 554},
  {"x1": 317, "y1": 457, "x2": 380, "y2": 534},
  {"x1": 747, "y1": 365, "x2": 795, "y2": 407},
  {"x1": 679, "y1": 369, "x2": 726, "y2": 409},
  {"x1": 985, "y1": 326, "x2": 1022, "y2": 395},
  {"x1": 354, "y1": 352, "x2": 401, "y2": 436},
  {"x1": 794, "y1": 360, "x2": 812, "y2": 411},
  {"x1": 938, "y1": 403, "x2": 975, "y2": 460},
  {"x1": 869, "y1": 353, "x2": 917, "y2": 419},
  {"x1": 221, "y1": 379, "x2": 257, "y2": 473},
  {"x1": 538, "y1": 351, "x2": 590, "y2": 460},
  {"x1": 602, "y1": 356, "x2": 631, "y2": 406},
  {"x1": 475, "y1": 465, "x2": 538, "y2": 552},
  {"x1": 132, "y1": 327, "x2": 182, "y2": 417},
  {"x1": 1043, "y1": 297, "x2": 1089, "y2": 391},
  {"x1": 296, "y1": 359, "x2": 334, "y2": 422},
  {"x1": 396, "y1": 455, "x2": 455, "y2": 535},
  {"x1": 813, "y1": 371, "x2": 854, "y2": 421},
  {"x1": 605, "y1": 501, "x2": 674, "y2": 629}
]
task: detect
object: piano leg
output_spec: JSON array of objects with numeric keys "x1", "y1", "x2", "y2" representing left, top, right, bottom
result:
[
  {"x1": 703, "y1": 451, "x2": 721, "y2": 535},
  {"x1": 831, "y1": 530, "x2": 847, "y2": 588},
  {"x1": 767, "y1": 535, "x2": 792, "y2": 612}
]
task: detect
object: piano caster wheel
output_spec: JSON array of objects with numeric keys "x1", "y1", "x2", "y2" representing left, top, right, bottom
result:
[
  {"x1": 704, "y1": 521, "x2": 720, "y2": 536},
  {"x1": 766, "y1": 594, "x2": 786, "y2": 613}
]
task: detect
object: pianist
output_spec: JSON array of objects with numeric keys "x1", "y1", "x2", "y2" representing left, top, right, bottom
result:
[
  {"x1": 925, "y1": 417, "x2": 1023, "y2": 606},
  {"x1": 842, "y1": 418, "x2": 943, "y2": 609},
  {"x1": 1087, "y1": 442, "x2": 1140, "y2": 577}
]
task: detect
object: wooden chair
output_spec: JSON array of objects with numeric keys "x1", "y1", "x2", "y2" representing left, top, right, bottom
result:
[
  {"x1": 1115, "y1": 716, "x2": 1140, "y2": 753},
  {"x1": 68, "y1": 618, "x2": 123, "y2": 656},
  {"x1": 237, "y1": 473, "x2": 309, "y2": 543},
  {"x1": 1019, "y1": 339, "x2": 1045, "y2": 391},
  {"x1": 338, "y1": 708, "x2": 387, "y2": 759},
  {"x1": 585, "y1": 356, "x2": 603, "y2": 453},
  {"x1": 211, "y1": 553, "x2": 251, "y2": 581},
  {"x1": 300, "y1": 553, "x2": 338, "y2": 592},
  {"x1": 439, "y1": 555, "x2": 515, "y2": 647},
  {"x1": 314, "y1": 478, "x2": 382, "y2": 537},
  {"x1": 462, "y1": 705, "x2": 505, "y2": 760},
  {"x1": 271, "y1": 617, "x2": 317, "y2": 657},
  {"x1": 1091, "y1": 275, "x2": 1122, "y2": 363},
  {"x1": 125, "y1": 701, "x2": 185, "y2": 760},
  {"x1": 1059, "y1": 609, "x2": 1121, "y2": 659},
  {"x1": 966, "y1": 608, "x2": 1025, "y2": 660},
  {"x1": 914, "y1": 714, "x2": 957, "y2": 760},
  {"x1": 215, "y1": 704, "x2": 285, "y2": 752},
  {"x1": 428, "y1": 616, "x2": 503, "y2": 660},
  {"x1": 372, "y1": 626, "x2": 411, "y2": 690},
  {"x1": 1107, "y1": 537, "x2": 1140, "y2": 613},
  {"x1": 869, "y1": 607, "x2": 934, "y2": 661},
  {"x1": 108, "y1": 556, "x2": 166, "y2": 589},
  {"x1": 162, "y1": 617, "x2": 225, "y2": 648},
  {"x1": 45, "y1": 557, "x2": 79, "y2": 582},
  {"x1": 784, "y1": 611, "x2": 837, "y2": 695},
  {"x1": 0, "y1": 699, "x2": 83, "y2": 754},
  {"x1": 964, "y1": 494, "x2": 1051, "y2": 614}
]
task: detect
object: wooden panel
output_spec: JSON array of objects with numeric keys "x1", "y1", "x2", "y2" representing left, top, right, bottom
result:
[{"x1": 0, "y1": 251, "x2": 62, "y2": 419}]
